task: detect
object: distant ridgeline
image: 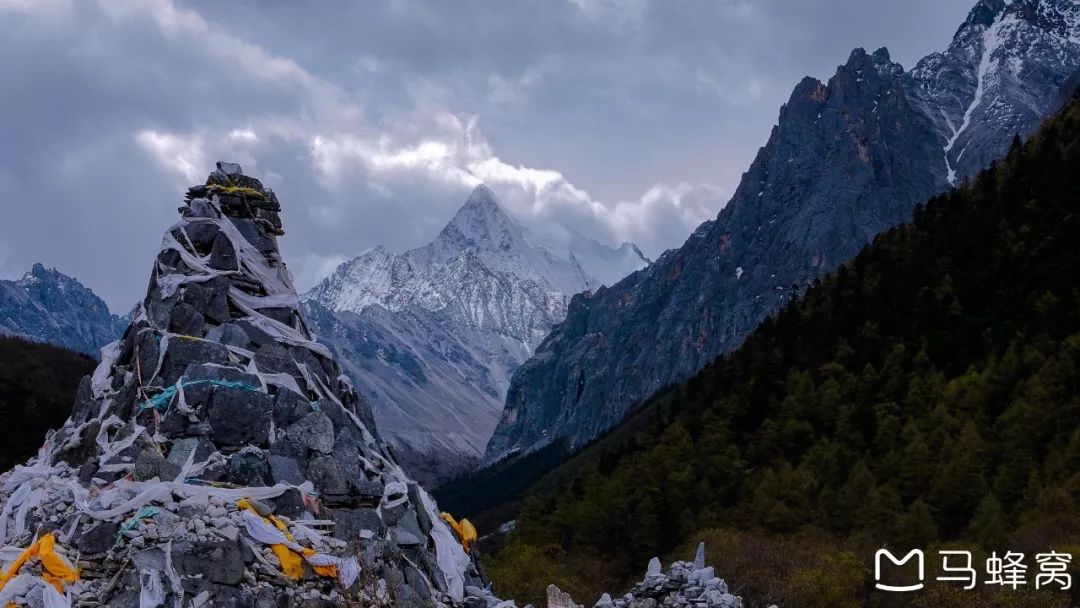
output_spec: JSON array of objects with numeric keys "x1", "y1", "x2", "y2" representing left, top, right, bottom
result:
[
  {"x1": 0, "y1": 264, "x2": 125, "y2": 356},
  {"x1": 479, "y1": 88, "x2": 1080, "y2": 607}
]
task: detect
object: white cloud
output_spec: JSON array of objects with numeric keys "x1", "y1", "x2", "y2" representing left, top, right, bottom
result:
[
  {"x1": 299, "y1": 105, "x2": 726, "y2": 262},
  {"x1": 289, "y1": 251, "x2": 349, "y2": 292},
  {"x1": 2, "y1": 0, "x2": 743, "y2": 307},
  {"x1": 135, "y1": 130, "x2": 206, "y2": 184},
  {"x1": 228, "y1": 129, "x2": 258, "y2": 143},
  {"x1": 4, "y1": 0, "x2": 974, "y2": 308}
]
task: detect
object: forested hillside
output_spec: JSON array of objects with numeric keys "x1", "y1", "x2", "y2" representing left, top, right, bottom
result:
[
  {"x1": 485, "y1": 94, "x2": 1080, "y2": 608},
  {"x1": 0, "y1": 336, "x2": 95, "y2": 470}
]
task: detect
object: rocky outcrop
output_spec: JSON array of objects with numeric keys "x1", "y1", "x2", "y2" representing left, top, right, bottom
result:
[
  {"x1": 0, "y1": 264, "x2": 125, "y2": 356},
  {"x1": 545, "y1": 545, "x2": 747, "y2": 608},
  {"x1": 0, "y1": 163, "x2": 487, "y2": 607},
  {"x1": 483, "y1": 0, "x2": 1080, "y2": 465},
  {"x1": 912, "y1": 0, "x2": 1080, "y2": 183}
]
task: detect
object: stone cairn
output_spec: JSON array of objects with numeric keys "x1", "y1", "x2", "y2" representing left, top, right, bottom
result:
[
  {"x1": 546, "y1": 544, "x2": 748, "y2": 608},
  {"x1": 0, "y1": 163, "x2": 501, "y2": 608}
]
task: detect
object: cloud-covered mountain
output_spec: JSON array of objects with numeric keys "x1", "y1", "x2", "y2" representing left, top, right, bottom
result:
[
  {"x1": 0, "y1": 263, "x2": 125, "y2": 356},
  {"x1": 0, "y1": 0, "x2": 975, "y2": 312},
  {"x1": 484, "y1": 0, "x2": 1080, "y2": 465},
  {"x1": 303, "y1": 185, "x2": 647, "y2": 484}
]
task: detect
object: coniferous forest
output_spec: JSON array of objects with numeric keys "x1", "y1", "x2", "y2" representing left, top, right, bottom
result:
[
  {"x1": 477, "y1": 93, "x2": 1080, "y2": 608},
  {"x1": 0, "y1": 337, "x2": 95, "y2": 470}
]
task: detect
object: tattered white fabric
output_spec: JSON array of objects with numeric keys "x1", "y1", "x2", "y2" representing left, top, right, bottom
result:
[
  {"x1": 139, "y1": 569, "x2": 165, "y2": 608},
  {"x1": 0, "y1": 574, "x2": 36, "y2": 605},
  {"x1": 42, "y1": 582, "x2": 70, "y2": 608},
  {"x1": 92, "y1": 341, "x2": 122, "y2": 398},
  {"x1": 419, "y1": 488, "x2": 471, "y2": 601}
]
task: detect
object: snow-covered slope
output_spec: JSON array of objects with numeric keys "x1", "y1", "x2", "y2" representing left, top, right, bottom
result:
[
  {"x1": 528, "y1": 228, "x2": 652, "y2": 287},
  {"x1": 306, "y1": 185, "x2": 598, "y2": 347},
  {"x1": 408, "y1": 185, "x2": 598, "y2": 298},
  {"x1": 302, "y1": 185, "x2": 647, "y2": 484},
  {"x1": 912, "y1": 0, "x2": 1080, "y2": 184}
]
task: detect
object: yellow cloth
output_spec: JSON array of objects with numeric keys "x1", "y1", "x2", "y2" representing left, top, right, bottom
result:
[
  {"x1": 237, "y1": 498, "x2": 340, "y2": 580},
  {"x1": 440, "y1": 512, "x2": 478, "y2": 553},
  {"x1": 238, "y1": 499, "x2": 304, "y2": 579},
  {"x1": 0, "y1": 533, "x2": 79, "y2": 594},
  {"x1": 459, "y1": 518, "x2": 478, "y2": 553},
  {"x1": 272, "y1": 545, "x2": 305, "y2": 580},
  {"x1": 301, "y1": 548, "x2": 338, "y2": 578}
]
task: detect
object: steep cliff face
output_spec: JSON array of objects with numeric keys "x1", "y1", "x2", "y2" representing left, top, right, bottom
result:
[
  {"x1": 483, "y1": 0, "x2": 1080, "y2": 464},
  {"x1": 303, "y1": 186, "x2": 646, "y2": 484},
  {"x1": 913, "y1": 0, "x2": 1080, "y2": 183},
  {"x1": 0, "y1": 264, "x2": 124, "y2": 356},
  {"x1": 0, "y1": 163, "x2": 487, "y2": 607}
]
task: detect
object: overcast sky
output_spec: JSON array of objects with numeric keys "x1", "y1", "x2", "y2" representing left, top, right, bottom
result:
[{"x1": 0, "y1": 0, "x2": 973, "y2": 310}]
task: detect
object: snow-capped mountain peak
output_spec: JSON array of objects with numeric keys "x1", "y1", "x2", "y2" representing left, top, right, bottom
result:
[
  {"x1": 435, "y1": 185, "x2": 521, "y2": 252},
  {"x1": 306, "y1": 184, "x2": 619, "y2": 329},
  {"x1": 407, "y1": 184, "x2": 596, "y2": 296},
  {"x1": 913, "y1": 0, "x2": 1080, "y2": 184},
  {"x1": 301, "y1": 185, "x2": 648, "y2": 482}
]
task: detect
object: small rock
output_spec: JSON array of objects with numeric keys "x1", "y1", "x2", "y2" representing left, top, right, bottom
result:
[
  {"x1": 285, "y1": 412, "x2": 335, "y2": 455},
  {"x1": 646, "y1": 557, "x2": 662, "y2": 578},
  {"x1": 170, "y1": 540, "x2": 245, "y2": 586},
  {"x1": 547, "y1": 585, "x2": 583, "y2": 608},
  {"x1": 689, "y1": 567, "x2": 714, "y2": 586},
  {"x1": 219, "y1": 525, "x2": 240, "y2": 542},
  {"x1": 76, "y1": 521, "x2": 119, "y2": 555}
]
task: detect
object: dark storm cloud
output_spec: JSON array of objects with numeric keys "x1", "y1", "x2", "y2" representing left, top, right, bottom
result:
[{"x1": 0, "y1": 0, "x2": 972, "y2": 310}]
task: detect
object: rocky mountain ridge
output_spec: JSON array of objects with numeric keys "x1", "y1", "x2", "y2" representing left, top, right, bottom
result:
[
  {"x1": 483, "y1": 0, "x2": 1080, "y2": 464},
  {"x1": 0, "y1": 263, "x2": 125, "y2": 356}
]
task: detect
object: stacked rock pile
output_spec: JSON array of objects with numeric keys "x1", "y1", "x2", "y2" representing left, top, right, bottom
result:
[
  {"x1": 0, "y1": 162, "x2": 490, "y2": 608},
  {"x1": 547, "y1": 544, "x2": 748, "y2": 608}
]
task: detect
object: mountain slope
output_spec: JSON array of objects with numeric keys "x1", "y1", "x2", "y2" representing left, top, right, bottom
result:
[
  {"x1": 302, "y1": 299, "x2": 529, "y2": 485},
  {"x1": 484, "y1": 85, "x2": 1080, "y2": 608},
  {"x1": 484, "y1": 0, "x2": 1080, "y2": 465},
  {"x1": 304, "y1": 185, "x2": 647, "y2": 484},
  {"x1": 0, "y1": 263, "x2": 125, "y2": 356}
]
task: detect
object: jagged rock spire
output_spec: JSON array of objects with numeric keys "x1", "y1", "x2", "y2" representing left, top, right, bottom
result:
[{"x1": 0, "y1": 163, "x2": 485, "y2": 607}]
